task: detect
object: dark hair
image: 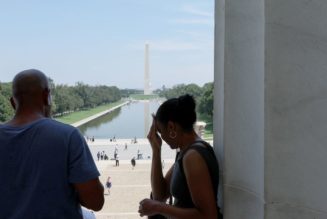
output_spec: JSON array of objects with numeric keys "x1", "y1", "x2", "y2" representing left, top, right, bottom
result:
[{"x1": 156, "y1": 94, "x2": 196, "y2": 132}]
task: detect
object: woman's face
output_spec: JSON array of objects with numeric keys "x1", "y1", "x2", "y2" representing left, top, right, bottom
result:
[{"x1": 155, "y1": 120, "x2": 179, "y2": 149}]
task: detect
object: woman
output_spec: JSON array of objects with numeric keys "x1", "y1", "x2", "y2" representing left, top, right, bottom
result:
[{"x1": 138, "y1": 94, "x2": 222, "y2": 219}]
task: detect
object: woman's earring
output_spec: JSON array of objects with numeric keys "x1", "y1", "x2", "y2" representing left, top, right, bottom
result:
[{"x1": 169, "y1": 131, "x2": 177, "y2": 139}]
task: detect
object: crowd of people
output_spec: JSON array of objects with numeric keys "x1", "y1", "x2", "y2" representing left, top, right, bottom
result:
[
  {"x1": 0, "y1": 69, "x2": 222, "y2": 219},
  {"x1": 86, "y1": 136, "x2": 95, "y2": 142},
  {"x1": 95, "y1": 144, "x2": 144, "y2": 169},
  {"x1": 96, "y1": 151, "x2": 109, "y2": 160}
]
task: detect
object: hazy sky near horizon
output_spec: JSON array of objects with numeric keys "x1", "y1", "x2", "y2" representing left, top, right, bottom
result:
[{"x1": 0, "y1": 0, "x2": 214, "y2": 89}]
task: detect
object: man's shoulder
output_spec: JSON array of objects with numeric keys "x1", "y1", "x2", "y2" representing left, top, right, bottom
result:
[
  {"x1": 41, "y1": 119, "x2": 79, "y2": 133},
  {"x1": 46, "y1": 118, "x2": 73, "y2": 127},
  {"x1": 38, "y1": 119, "x2": 86, "y2": 145}
]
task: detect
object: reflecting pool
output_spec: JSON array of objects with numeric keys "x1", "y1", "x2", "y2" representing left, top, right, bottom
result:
[{"x1": 78, "y1": 101, "x2": 161, "y2": 139}]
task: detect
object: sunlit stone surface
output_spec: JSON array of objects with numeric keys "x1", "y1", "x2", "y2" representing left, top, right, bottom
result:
[{"x1": 214, "y1": 0, "x2": 327, "y2": 218}]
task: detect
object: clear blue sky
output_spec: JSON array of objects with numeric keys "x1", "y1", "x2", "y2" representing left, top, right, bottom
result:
[{"x1": 0, "y1": 0, "x2": 214, "y2": 89}]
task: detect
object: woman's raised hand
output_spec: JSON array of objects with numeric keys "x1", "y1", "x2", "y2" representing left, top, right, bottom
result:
[{"x1": 147, "y1": 114, "x2": 162, "y2": 151}]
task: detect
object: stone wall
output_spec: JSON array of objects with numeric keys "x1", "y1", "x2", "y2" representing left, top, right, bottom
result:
[{"x1": 214, "y1": 0, "x2": 327, "y2": 218}]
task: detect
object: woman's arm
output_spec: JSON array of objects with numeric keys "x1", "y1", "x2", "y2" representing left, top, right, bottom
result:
[
  {"x1": 150, "y1": 149, "x2": 173, "y2": 201},
  {"x1": 139, "y1": 149, "x2": 217, "y2": 219},
  {"x1": 139, "y1": 198, "x2": 200, "y2": 218},
  {"x1": 148, "y1": 116, "x2": 172, "y2": 201}
]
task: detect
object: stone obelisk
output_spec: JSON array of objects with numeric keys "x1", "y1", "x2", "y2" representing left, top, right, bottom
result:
[{"x1": 144, "y1": 43, "x2": 151, "y2": 95}]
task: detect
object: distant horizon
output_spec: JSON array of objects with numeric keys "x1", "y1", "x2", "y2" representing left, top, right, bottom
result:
[
  {"x1": 0, "y1": 78, "x2": 213, "y2": 90},
  {"x1": 0, "y1": 0, "x2": 214, "y2": 89}
]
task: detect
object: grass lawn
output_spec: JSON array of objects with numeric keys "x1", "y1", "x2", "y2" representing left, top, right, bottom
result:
[
  {"x1": 55, "y1": 100, "x2": 125, "y2": 124},
  {"x1": 130, "y1": 94, "x2": 159, "y2": 100},
  {"x1": 203, "y1": 129, "x2": 213, "y2": 140}
]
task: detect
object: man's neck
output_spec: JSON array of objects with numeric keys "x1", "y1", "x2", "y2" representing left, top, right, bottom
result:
[{"x1": 6, "y1": 111, "x2": 45, "y2": 127}]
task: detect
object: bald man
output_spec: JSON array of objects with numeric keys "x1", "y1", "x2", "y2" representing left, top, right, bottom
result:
[{"x1": 0, "y1": 69, "x2": 104, "y2": 218}]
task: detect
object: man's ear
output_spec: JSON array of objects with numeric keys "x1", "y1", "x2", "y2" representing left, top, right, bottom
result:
[
  {"x1": 43, "y1": 88, "x2": 51, "y2": 106},
  {"x1": 10, "y1": 97, "x2": 16, "y2": 110}
]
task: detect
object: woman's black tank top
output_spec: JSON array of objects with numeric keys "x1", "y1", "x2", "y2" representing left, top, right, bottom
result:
[{"x1": 170, "y1": 140, "x2": 222, "y2": 217}]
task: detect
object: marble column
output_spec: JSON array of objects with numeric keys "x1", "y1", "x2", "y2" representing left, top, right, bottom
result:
[
  {"x1": 223, "y1": 0, "x2": 265, "y2": 218},
  {"x1": 265, "y1": 0, "x2": 327, "y2": 218},
  {"x1": 213, "y1": 0, "x2": 225, "y2": 213},
  {"x1": 214, "y1": 0, "x2": 327, "y2": 218}
]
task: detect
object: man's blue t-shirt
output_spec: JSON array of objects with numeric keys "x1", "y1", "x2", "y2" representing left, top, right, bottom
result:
[{"x1": 0, "y1": 118, "x2": 100, "y2": 219}]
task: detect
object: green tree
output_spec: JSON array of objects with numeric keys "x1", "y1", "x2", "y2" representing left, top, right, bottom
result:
[
  {"x1": 52, "y1": 85, "x2": 83, "y2": 115},
  {"x1": 156, "y1": 82, "x2": 214, "y2": 119},
  {"x1": 0, "y1": 82, "x2": 14, "y2": 122},
  {"x1": 51, "y1": 82, "x2": 121, "y2": 116},
  {"x1": 160, "y1": 84, "x2": 198, "y2": 99},
  {"x1": 198, "y1": 82, "x2": 213, "y2": 117},
  {"x1": 0, "y1": 92, "x2": 13, "y2": 122},
  {"x1": 74, "y1": 82, "x2": 89, "y2": 108}
]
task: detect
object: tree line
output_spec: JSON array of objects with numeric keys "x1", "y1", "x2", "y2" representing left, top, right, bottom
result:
[
  {"x1": 0, "y1": 81, "x2": 213, "y2": 123},
  {"x1": 0, "y1": 81, "x2": 121, "y2": 122},
  {"x1": 0, "y1": 83, "x2": 14, "y2": 122},
  {"x1": 154, "y1": 82, "x2": 214, "y2": 119},
  {"x1": 50, "y1": 81, "x2": 121, "y2": 116}
]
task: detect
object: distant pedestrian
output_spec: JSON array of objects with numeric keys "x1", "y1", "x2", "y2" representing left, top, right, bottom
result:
[
  {"x1": 137, "y1": 149, "x2": 143, "y2": 160},
  {"x1": 97, "y1": 152, "x2": 100, "y2": 161},
  {"x1": 124, "y1": 143, "x2": 128, "y2": 150},
  {"x1": 106, "y1": 176, "x2": 112, "y2": 195},
  {"x1": 114, "y1": 146, "x2": 119, "y2": 158},
  {"x1": 115, "y1": 154, "x2": 119, "y2": 166},
  {"x1": 100, "y1": 152, "x2": 104, "y2": 160},
  {"x1": 131, "y1": 157, "x2": 136, "y2": 170}
]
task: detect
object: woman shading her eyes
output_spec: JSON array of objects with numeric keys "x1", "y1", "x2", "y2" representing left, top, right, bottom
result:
[{"x1": 138, "y1": 94, "x2": 222, "y2": 219}]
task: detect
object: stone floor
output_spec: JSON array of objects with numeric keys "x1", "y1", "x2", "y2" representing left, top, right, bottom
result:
[
  {"x1": 93, "y1": 160, "x2": 174, "y2": 219},
  {"x1": 87, "y1": 138, "x2": 176, "y2": 162}
]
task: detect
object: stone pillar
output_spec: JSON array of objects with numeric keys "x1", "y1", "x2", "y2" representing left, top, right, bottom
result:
[
  {"x1": 223, "y1": 0, "x2": 265, "y2": 218},
  {"x1": 213, "y1": 0, "x2": 225, "y2": 213},
  {"x1": 214, "y1": 0, "x2": 327, "y2": 218},
  {"x1": 265, "y1": 0, "x2": 327, "y2": 218}
]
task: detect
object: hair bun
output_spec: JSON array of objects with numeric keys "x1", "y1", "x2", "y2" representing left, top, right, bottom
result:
[
  {"x1": 178, "y1": 94, "x2": 196, "y2": 111},
  {"x1": 156, "y1": 94, "x2": 197, "y2": 131}
]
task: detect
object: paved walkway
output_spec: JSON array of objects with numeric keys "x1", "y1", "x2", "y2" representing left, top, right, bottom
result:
[
  {"x1": 86, "y1": 138, "x2": 213, "y2": 218},
  {"x1": 93, "y1": 160, "x2": 174, "y2": 219},
  {"x1": 87, "y1": 138, "x2": 176, "y2": 161},
  {"x1": 71, "y1": 101, "x2": 130, "y2": 128}
]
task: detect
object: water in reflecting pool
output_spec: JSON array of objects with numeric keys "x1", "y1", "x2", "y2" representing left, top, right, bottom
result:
[{"x1": 78, "y1": 100, "x2": 161, "y2": 138}]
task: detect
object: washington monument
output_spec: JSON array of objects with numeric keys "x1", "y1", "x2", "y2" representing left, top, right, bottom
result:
[{"x1": 144, "y1": 43, "x2": 151, "y2": 95}]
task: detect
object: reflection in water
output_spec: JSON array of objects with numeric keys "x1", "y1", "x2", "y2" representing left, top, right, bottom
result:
[
  {"x1": 144, "y1": 101, "x2": 150, "y2": 136},
  {"x1": 79, "y1": 108, "x2": 121, "y2": 135},
  {"x1": 78, "y1": 101, "x2": 160, "y2": 138}
]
